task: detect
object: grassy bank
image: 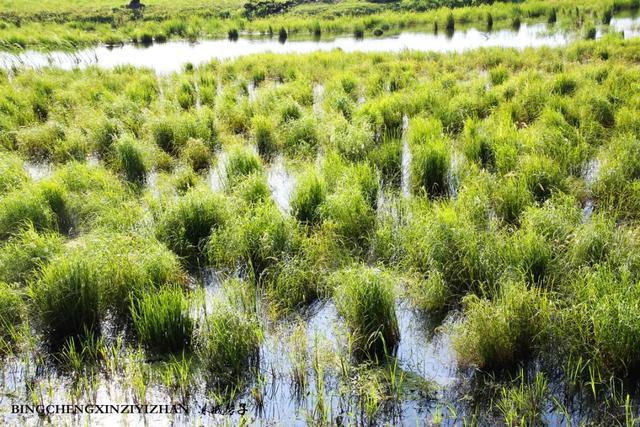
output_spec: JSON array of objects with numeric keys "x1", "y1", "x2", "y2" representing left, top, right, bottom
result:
[{"x1": 0, "y1": 0, "x2": 637, "y2": 50}]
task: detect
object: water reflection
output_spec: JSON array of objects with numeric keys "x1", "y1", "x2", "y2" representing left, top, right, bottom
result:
[{"x1": 1, "y1": 16, "x2": 639, "y2": 75}]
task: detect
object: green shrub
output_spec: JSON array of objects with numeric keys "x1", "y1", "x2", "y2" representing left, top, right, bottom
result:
[
  {"x1": 333, "y1": 266, "x2": 399, "y2": 360},
  {"x1": 131, "y1": 286, "x2": 193, "y2": 354},
  {"x1": 445, "y1": 13, "x2": 455, "y2": 32}
]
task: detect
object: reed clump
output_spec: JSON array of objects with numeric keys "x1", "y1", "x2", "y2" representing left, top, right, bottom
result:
[
  {"x1": 131, "y1": 286, "x2": 193, "y2": 355},
  {"x1": 333, "y1": 266, "x2": 399, "y2": 361}
]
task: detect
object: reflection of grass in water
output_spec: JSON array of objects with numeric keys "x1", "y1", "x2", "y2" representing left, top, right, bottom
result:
[{"x1": 1, "y1": 0, "x2": 637, "y2": 50}]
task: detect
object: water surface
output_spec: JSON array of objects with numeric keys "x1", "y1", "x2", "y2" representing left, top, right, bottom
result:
[{"x1": 1, "y1": 16, "x2": 639, "y2": 75}]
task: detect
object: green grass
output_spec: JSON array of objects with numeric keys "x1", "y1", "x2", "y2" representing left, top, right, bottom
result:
[
  {"x1": 180, "y1": 138, "x2": 212, "y2": 173},
  {"x1": 0, "y1": 0, "x2": 627, "y2": 51},
  {"x1": 333, "y1": 265, "x2": 399, "y2": 360},
  {"x1": 131, "y1": 285, "x2": 193, "y2": 355},
  {"x1": 0, "y1": 224, "x2": 63, "y2": 285},
  {"x1": 156, "y1": 186, "x2": 228, "y2": 266},
  {"x1": 30, "y1": 255, "x2": 102, "y2": 345},
  {"x1": 1, "y1": 24, "x2": 640, "y2": 423},
  {"x1": 0, "y1": 151, "x2": 29, "y2": 194},
  {"x1": 251, "y1": 115, "x2": 277, "y2": 159},
  {"x1": 453, "y1": 280, "x2": 552, "y2": 369},
  {"x1": 291, "y1": 167, "x2": 326, "y2": 225},
  {"x1": 115, "y1": 136, "x2": 147, "y2": 185},
  {"x1": 0, "y1": 282, "x2": 25, "y2": 352},
  {"x1": 409, "y1": 117, "x2": 450, "y2": 198},
  {"x1": 224, "y1": 145, "x2": 263, "y2": 188},
  {"x1": 321, "y1": 184, "x2": 376, "y2": 251},
  {"x1": 197, "y1": 281, "x2": 262, "y2": 386}
]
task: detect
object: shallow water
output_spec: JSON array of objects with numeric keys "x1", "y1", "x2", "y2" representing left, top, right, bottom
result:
[
  {"x1": 582, "y1": 158, "x2": 601, "y2": 221},
  {"x1": 1, "y1": 16, "x2": 639, "y2": 75},
  {"x1": 401, "y1": 115, "x2": 411, "y2": 198},
  {"x1": 267, "y1": 156, "x2": 295, "y2": 213},
  {"x1": 24, "y1": 161, "x2": 53, "y2": 181}
]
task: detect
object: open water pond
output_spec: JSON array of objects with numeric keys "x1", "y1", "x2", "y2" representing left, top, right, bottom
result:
[{"x1": 1, "y1": 15, "x2": 639, "y2": 74}]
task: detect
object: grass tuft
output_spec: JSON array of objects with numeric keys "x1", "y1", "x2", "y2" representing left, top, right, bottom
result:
[
  {"x1": 131, "y1": 285, "x2": 193, "y2": 355},
  {"x1": 333, "y1": 266, "x2": 399, "y2": 361}
]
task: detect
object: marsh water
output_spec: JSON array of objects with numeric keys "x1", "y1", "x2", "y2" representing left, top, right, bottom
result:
[{"x1": 1, "y1": 15, "x2": 640, "y2": 74}]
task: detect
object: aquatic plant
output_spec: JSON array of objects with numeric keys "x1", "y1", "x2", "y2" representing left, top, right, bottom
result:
[
  {"x1": 198, "y1": 295, "x2": 262, "y2": 386},
  {"x1": 0, "y1": 282, "x2": 25, "y2": 352},
  {"x1": 321, "y1": 184, "x2": 376, "y2": 251},
  {"x1": 180, "y1": 138, "x2": 211, "y2": 172},
  {"x1": 268, "y1": 256, "x2": 317, "y2": 316},
  {"x1": 131, "y1": 286, "x2": 193, "y2": 355},
  {"x1": 333, "y1": 266, "x2": 399, "y2": 360},
  {"x1": 225, "y1": 145, "x2": 263, "y2": 188},
  {"x1": 291, "y1": 168, "x2": 326, "y2": 225},
  {"x1": 519, "y1": 154, "x2": 564, "y2": 203},
  {"x1": 0, "y1": 151, "x2": 29, "y2": 195},
  {"x1": 453, "y1": 280, "x2": 552, "y2": 369},
  {"x1": 30, "y1": 255, "x2": 102, "y2": 344},
  {"x1": 156, "y1": 187, "x2": 228, "y2": 266},
  {"x1": 251, "y1": 115, "x2": 277, "y2": 158},
  {"x1": 115, "y1": 137, "x2": 147, "y2": 185},
  {"x1": 0, "y1": 224, "x2": 63, "y2": 285},
  {"x1": 409, "y1": 118, "x2": 450, "y2": 198}
]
